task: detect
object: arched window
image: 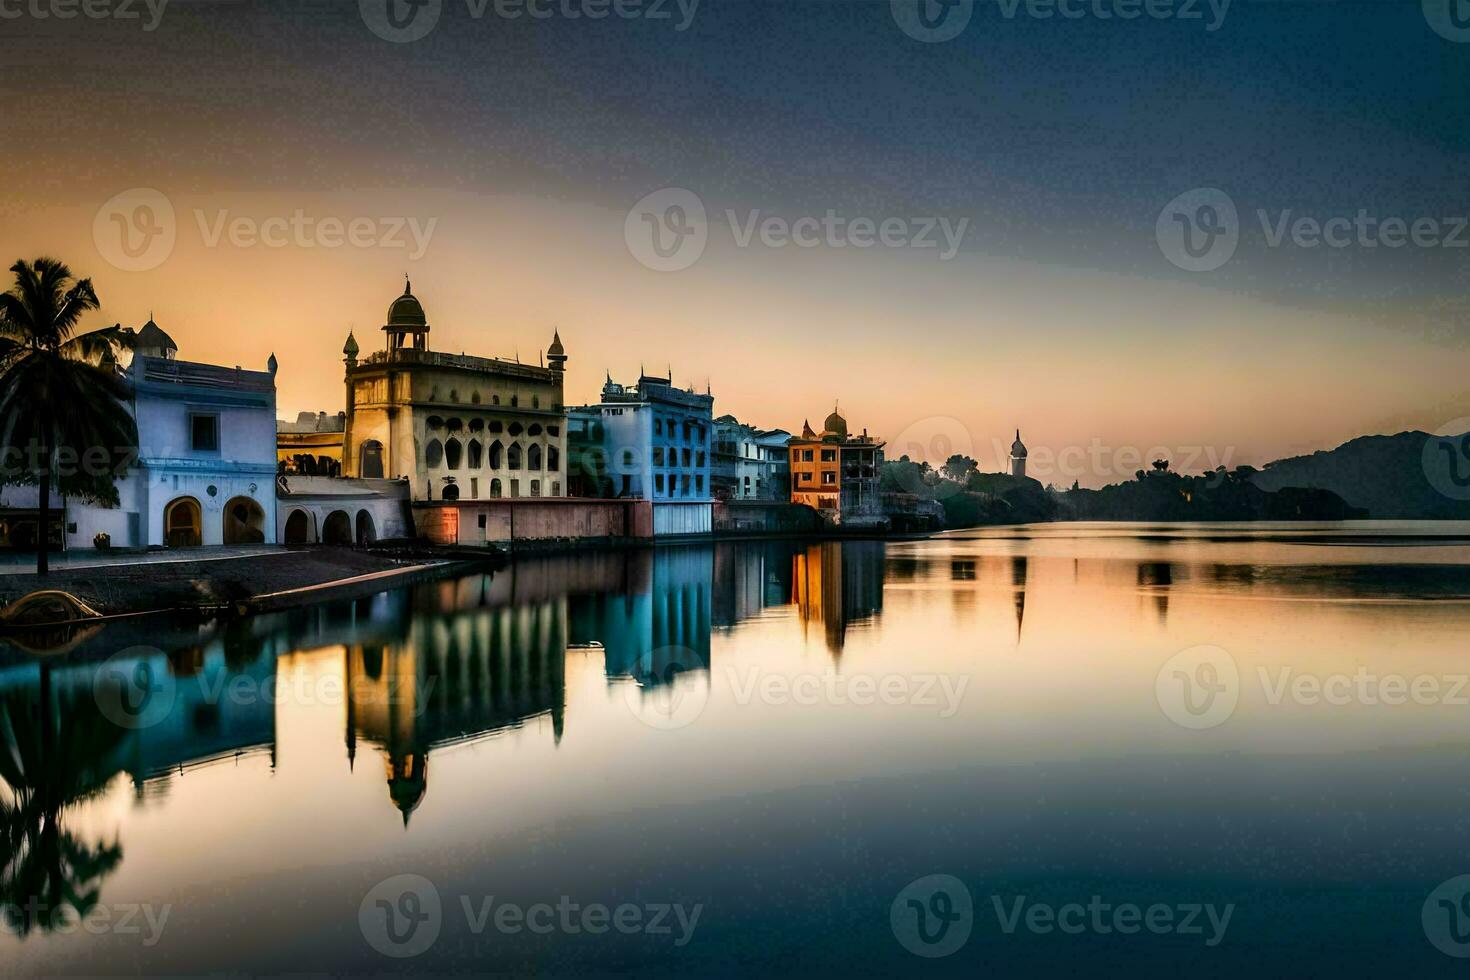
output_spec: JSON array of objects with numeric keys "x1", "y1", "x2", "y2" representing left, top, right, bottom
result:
[
  {"x1": 425, "y1": 439, "x2": 444, "y2": 468},
  {"x1": 488, "y1": 439, "x2": 503, "y2": 469},
  {"x1": 446, "y1": 417, "x2": 463, "y2": 432},
  {"x1": 468, "y1": 439, "x2": 482, "y2": 468},
  {"x1": 490, "y1": 478, "x2": 502, "y2": 498},
  {"x1": 426, "y1": 415, "x2": 444, "y2": 429},
  {"x1": 445, "y1": 438, "x2": 463, "y2": 470},
  {"x1": 469, "y1": 418, "x2": 484, "y2": 432},
  {"x1": 442, "y1": 484, "x2": 460, "y2": 501},
  {"x1": 359, "y1": 440, "x2": 384, "y2": 479},
  {"x1": 528, "y1": 423, "x2": 542, "y2": 436},
  {"x1": 528, "y1": 444, "x2": 542, "y2": 470},
  {"x1": 165, "y1": 497, "x2": 202, "y2": 548},
  {"x1": 547, "y1": 446, "x2": 560, "y2": 472},
  {"x1": 508, "y1": 442, "x2": 523, "y2": 470}
]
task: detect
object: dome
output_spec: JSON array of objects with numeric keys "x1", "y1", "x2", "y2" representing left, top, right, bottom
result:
[
  {"x1": 547, "y1": 330, "x2": 565, "y2": 356},
  {"x1": 385, "y1": 280, "x2": 427, "y2": 331},
  {"x1": 1010, "y1": 429, "x2": 1027, "y2": 458},
  {"x1": 135, "y1": 318, "x2": 177, "y2": 354},
  {"x1": 823, "y1": 410, "x2": 848, "y2": 439},
  {"x1": 343, "y1": 331, "x2": 359, "y2": 357}
]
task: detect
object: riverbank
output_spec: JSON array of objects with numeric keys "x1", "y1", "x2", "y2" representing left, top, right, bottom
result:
[{"x1": 0, "y1": 546, "x2": 493, "y2": 624}]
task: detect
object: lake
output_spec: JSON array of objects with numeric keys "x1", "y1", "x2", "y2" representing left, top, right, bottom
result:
[{"x1": 4, "y1": 522, "x2": 1470, "y2": 977}]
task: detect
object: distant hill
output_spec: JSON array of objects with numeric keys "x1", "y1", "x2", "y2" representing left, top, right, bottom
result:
[
  {"x1": 1060, "y1": 468, "x2": 1364, "y2": 522},
  {"x1": 1251, "y1": 431, "x2": 1470, "y2": 520}
]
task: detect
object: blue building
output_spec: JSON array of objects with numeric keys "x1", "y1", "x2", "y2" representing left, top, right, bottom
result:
[{"x1": 567, "y1": 372, "x2": 714, "y2": 535}]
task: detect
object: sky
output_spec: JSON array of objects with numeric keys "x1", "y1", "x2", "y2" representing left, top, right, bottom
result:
[{"x1": 2, "y1": 0, "x2": 1468, "y2": 485}]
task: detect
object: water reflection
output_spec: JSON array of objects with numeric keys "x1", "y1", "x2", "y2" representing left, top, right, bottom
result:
[{"x1": 3, "y1": 524, "x2": 1470, "y2": 971}]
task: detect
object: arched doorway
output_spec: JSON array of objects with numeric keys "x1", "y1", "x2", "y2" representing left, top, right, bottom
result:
[
  {"x1": 284, "y1": 508, "x2": 314, "y2": 544},
  {"x1": 356, "y1": 510, "x2": 377, "y2": 546},
  {"x1": 360, "y1": 440, "x2": 384, "y2": 479},
  {"x1": 164, "y1": 497, "x2": 202, "y2": 548},
  {"x1": 322, "y1": 510, "x2": 353, "y2": 546},
  {"x1": 223, "y1": 497, "x2": 266, "y2": 544}
]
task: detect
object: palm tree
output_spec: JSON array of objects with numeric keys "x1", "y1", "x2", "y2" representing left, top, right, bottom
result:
[{"x1": 0, "y1": 258, "x2": 138, "y2": 574}]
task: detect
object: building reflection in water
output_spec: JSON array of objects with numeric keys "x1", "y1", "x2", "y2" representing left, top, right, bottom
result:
[
  {"x1": 791, "y1": 541, "x2": 885, "y2": 659},
  {"x1": 1137, "y1": 561, "x2": 1174, "y2": 624},
  {"x1": 345, "y1": 598, "x2": 568, "y2": 825},
  {"x1": 571, "y1": 548, "x2": 713, "y2": 688},
  {"x1": 1012, "y1": 556, "x2": 1028, "y2": 642}
]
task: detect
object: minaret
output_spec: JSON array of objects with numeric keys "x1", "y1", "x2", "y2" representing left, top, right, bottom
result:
[
  {"x1": 343, "y1": 330, "x2": 360, "y2": 476},
  {"x1": 1009, "y1": 429, "x2": 1028, "y2": 479},
  {"x1": 547, "y1": 330, "x2": 567, "y2": 374}
]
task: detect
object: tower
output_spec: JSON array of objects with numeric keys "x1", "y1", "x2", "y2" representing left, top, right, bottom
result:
[
  {"x1": 383, "y1": 279, "x2": 429, "y2": 352},
  {"x1": 547, "y1": 330, "x2": 567, "y2": 374},
  {"x1": 1010, "y1": 429, "x2": 1028, "y2": 479}
]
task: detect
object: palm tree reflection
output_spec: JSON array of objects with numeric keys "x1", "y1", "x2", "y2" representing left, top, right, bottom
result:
[{"x1": 0, "y1": 665, "x2": 125, "y2": 936}]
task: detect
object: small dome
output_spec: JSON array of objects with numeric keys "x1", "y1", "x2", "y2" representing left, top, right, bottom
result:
[
  {"x1": 136, "y1": 318, "x2": 177, "y2": 353},
  {"x1": 343, "y1": 331, "x2": 359, "y2": 357},
  {"x1": 385, "y1": 281, "x2": 427, "y2": 330},
  {"x1": 1010, "y1": 429, "x2": 1027, "y2": 457},
  {"x1": 823, "y1": 410, "x2": 847, "y2": 439},
  {"x1": 547, "y1": 330, "x2": 565, "y2": 356}
]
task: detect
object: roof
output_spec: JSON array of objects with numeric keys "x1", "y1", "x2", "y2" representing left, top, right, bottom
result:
[{"x1": 135, "y1": 319, "x2": 177, "y2": 352}]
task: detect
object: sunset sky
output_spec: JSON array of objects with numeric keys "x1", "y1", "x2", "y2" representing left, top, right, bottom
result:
[{"x1": 4, "y1": 0, "x2": 1467, "y2": 485}]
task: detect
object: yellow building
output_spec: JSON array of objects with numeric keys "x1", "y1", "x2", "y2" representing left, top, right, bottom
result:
[
  {"x1": 342, "y1": 281, "x2": 569, "y2": 501},
  {"x1": 277, "y1": 411, "x2": 345, "y2": 475},
  {"x1": 788, "y1": 408, "x2": 885, "y2": 526}
]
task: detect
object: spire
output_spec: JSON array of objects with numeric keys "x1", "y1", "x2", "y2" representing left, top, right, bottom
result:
[{"x1": 267, "y1": 352, "x2": 278, "y2": 375}]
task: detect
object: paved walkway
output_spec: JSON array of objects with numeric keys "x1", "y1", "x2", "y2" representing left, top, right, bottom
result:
[{"x1": 0, "y1": 544, "x2": 286, "y2": 575}]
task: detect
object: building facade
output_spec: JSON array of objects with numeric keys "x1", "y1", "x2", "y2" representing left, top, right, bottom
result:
[
  {"x1": 0, "y1": 320, "x2": 279, "y2": 550},
  {"x1": 341, "y1": 281, "x2": 568, "y2": 503},
  {"x1": 788, "y1": 409, "x2": 885, "y2": 527},
  {"x1": 566, "y1": 372, "x2": 714, "y2": 535},
  {"x1": 712, "y1": 415, "x2": 790, "y2": 501}
]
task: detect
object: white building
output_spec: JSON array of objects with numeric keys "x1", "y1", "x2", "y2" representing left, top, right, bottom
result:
[
  {"x1": 712, "y1": 415, "x2": 790, "y2": 501},
  {"x1": 1010, "y1": 430, "x2": 1028, "y2": 480},
  {"x1": 0, "y1": 321, "x2": 279, "y2": 551}
]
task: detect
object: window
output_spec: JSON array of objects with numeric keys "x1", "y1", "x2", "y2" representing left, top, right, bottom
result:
[
  {"x1": 655, "y1": 474, "x2": 665, "y2": 494},
  {"x1": 489, "y1": 420, "x2": 503, "y2": 433},
  {"x1": 490, "y1": 478, "x2": 502, "y2": 498},
  {"x1": 508, "y1": 443, "x2": 523, "y2": 470},
  {"x1": 821, "y1": 449, "x2": 837, "y2": 462},
  {"x1": 471, "y1": 478, "x2": 479, "y2": 498},
  {"x1": 622, "y1": 449, "x2": 634, "y2": 468},
  {"x1": 802, "y1": 449, "x2": 814, "y2": 462},
  {"x1": 682, "y1": 448, "x2": 691, "y2": 466},
  {"x1": 653, "y1": 447, "x2": 664, "y2": 466},
  {"x1": 654, "y1": 419, "x2": 662, "y2": 435},
  {"x1": 547, "y1": 446, "x2": 560, "y2": 472},
  {"x1": 800, "y1": 472, "x2": 812, "y2": 482},
  {"x1": 529, "y1": 423, "x2": 542, "y2": 436},
  {"x1": 478, "y1": 513, "x2": 487, "y2": 528},
  {"x1": 696, "y1": 475, "x2": 704, "y2": 493},
  {"x1": 822, "y1": 472, "x2": 836, "y2": 485},
  {"x1": 552, "y1": 481, "x2": 561, "y2": 496},
  {"x1": 468, "y1": 439, "x2": 483, "y2": 468},
  {"x1": 531, "y1": 479, "x2": 541, "y2": 497},
  {"x1": 509, "y1": 422, "x2": 524, "y2": 436},
  {"x1": 510, "y1": 479, "x2": 520, "y2": 497},
  {"x1": 425, "y1": 439, "x2": 444, "y2": 468},
  {"x1": 488, "y1": 440, "x2": 503, "y2": 469},
  {"x1": 547, "y1": 425, "x2": 560, "y2": 436},
  {"x1": 190, "y1": 413, "x2": 219, "y2": 452},
  {"x1": 682, "y1": 474, "x2": 691, "y2": 493},
  {"x1": 445, "y1": 438, "x2": 463, "y2": 470},
  {"x1": 528, "y1": 444, "x2": 542, "y2": 470},
  {"x1": 697, "y1": 451, "x2": 705, "y2": 466}
]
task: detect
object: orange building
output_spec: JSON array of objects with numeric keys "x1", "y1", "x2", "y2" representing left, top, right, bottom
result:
[{"x1": 788, "y1": 408, "x2": 885, "y2": 526}]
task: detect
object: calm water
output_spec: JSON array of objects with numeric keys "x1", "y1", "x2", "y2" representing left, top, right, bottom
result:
[{"x1": 5, "y1": 522, "x2": 1470, "y2": 977}]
